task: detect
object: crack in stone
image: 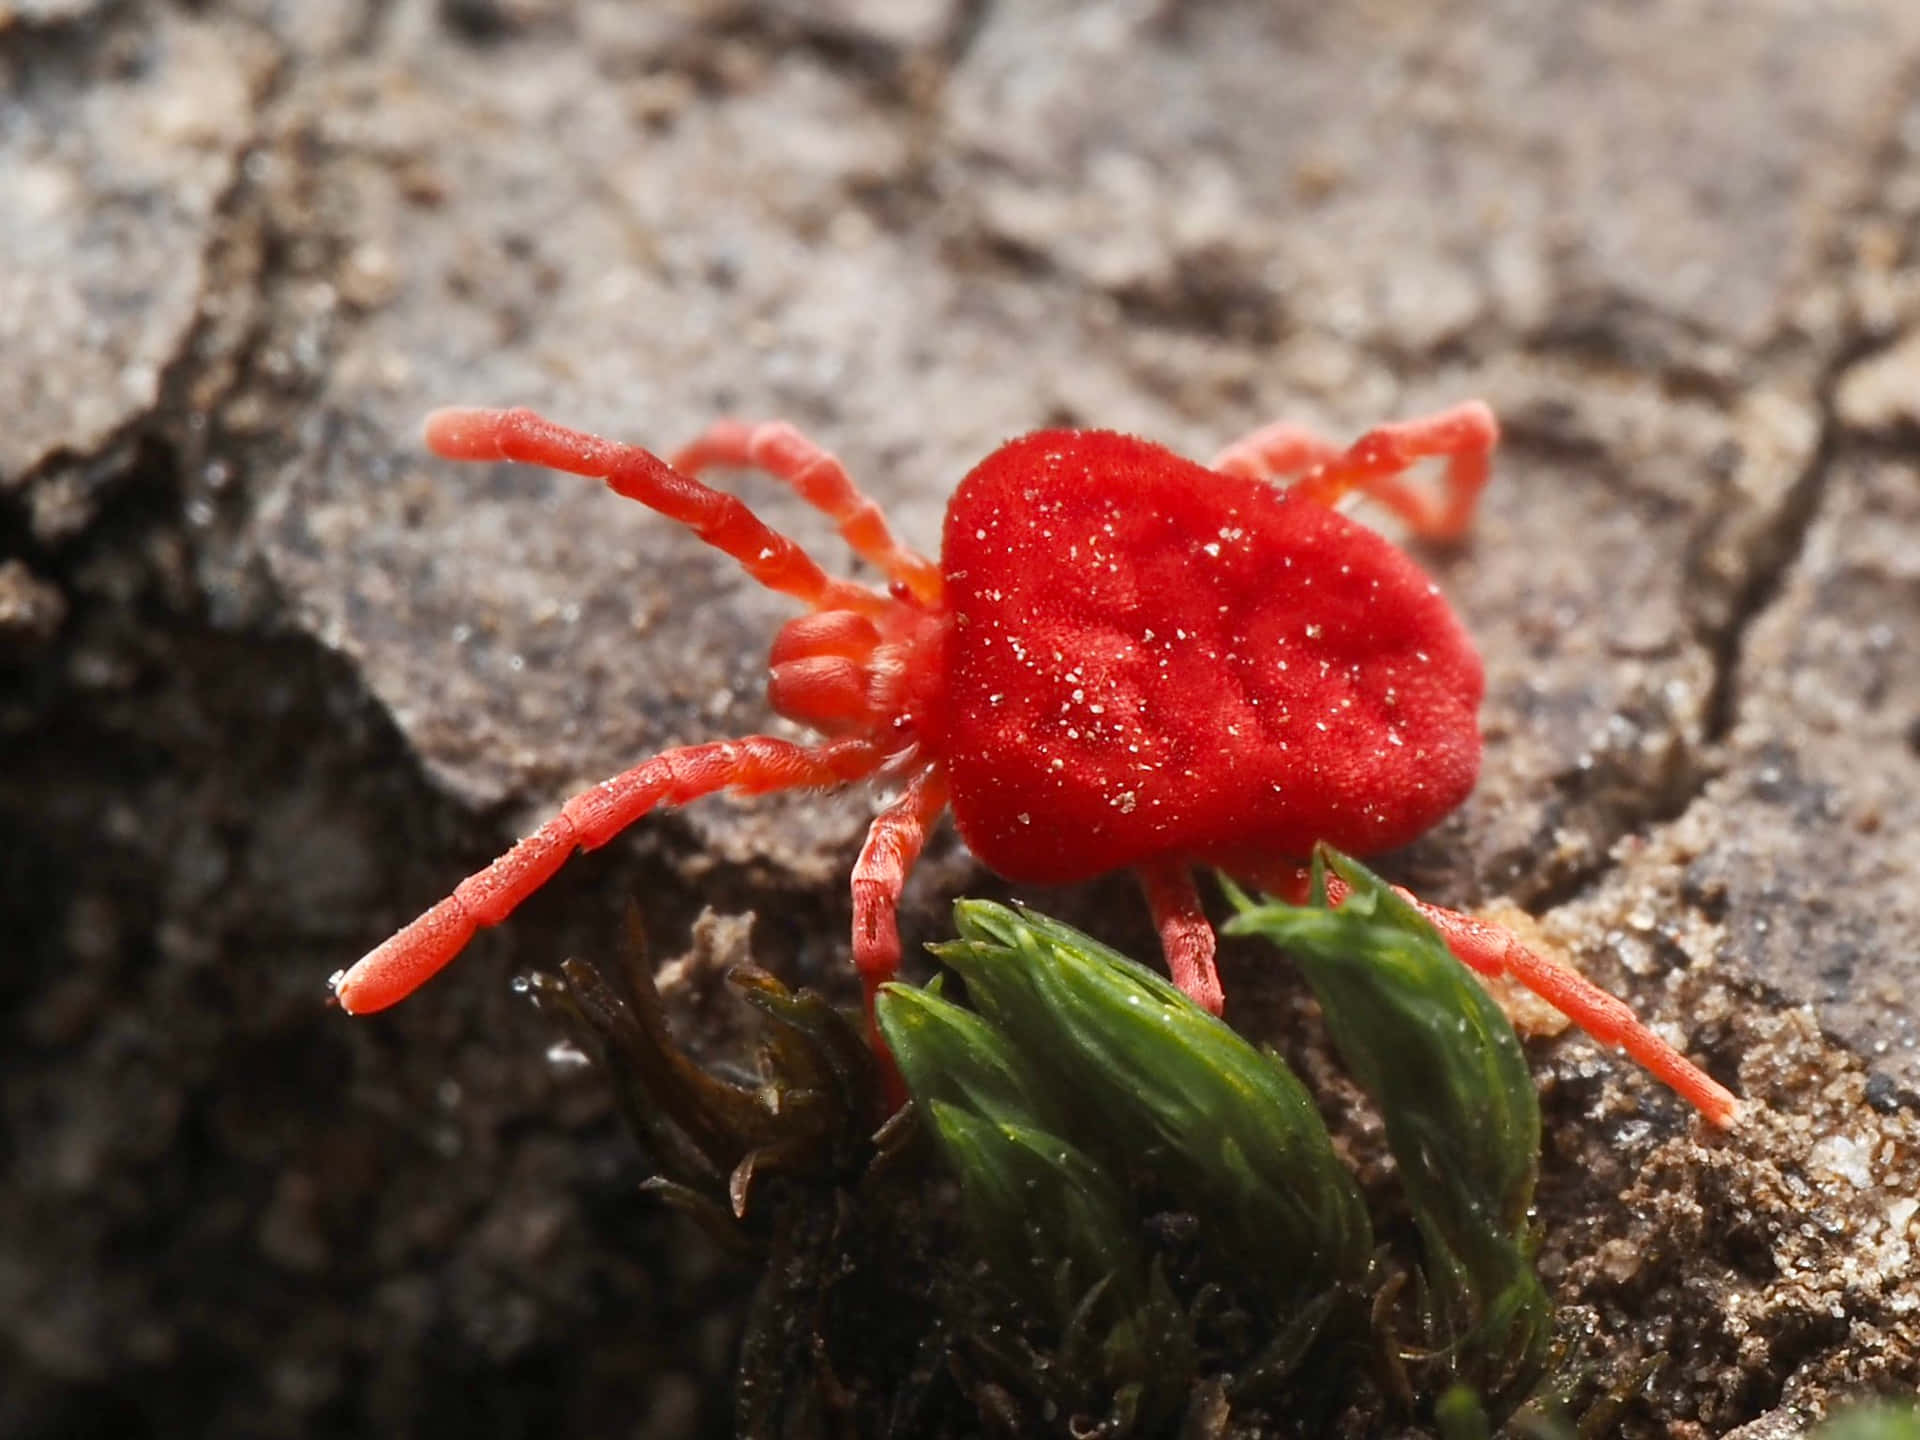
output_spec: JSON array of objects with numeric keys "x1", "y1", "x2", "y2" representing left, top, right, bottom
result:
[
  {"x1": 1524, "y1": 183, "x2": 1920, "y2": 923},
  {"x1": 1509, "y1": 360, "x2": 1858, "y2": 927},
  {"x1": 6, "y1": 16, "x2": 287, "y2": 546},
  {"x1": 1695, "y1": 362, "x2": 1850, "y2": 746}
]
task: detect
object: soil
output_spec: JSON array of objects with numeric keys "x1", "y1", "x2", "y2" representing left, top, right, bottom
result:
[{"x1": 5, "y1": 1, "x2": 1920, "y2": 1436}]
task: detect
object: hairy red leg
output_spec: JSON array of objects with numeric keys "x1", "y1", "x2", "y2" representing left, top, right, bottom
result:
[
  {"x1": 1407, "y1": 899, "x2": 1739, "y2": 1125},
  {"x1": 852, "y1": 768, "x2": 948, "y2": 1006},
  {"x1": 1209, "y1": 423, "x2": 1342, "y2": 483},
  {"x1": 336, "y1": 736, "x2": 885, "y2": 1015},
  {"x1": 851, "y1": 766, "x2": 949, "y2": 1111},
  {"x1": 672, "y1": 420, "x2": 942, "y2": 607},
  {"x1": 1280, "y1": 401, "x2": 1499, "y2": 541},
  {"x1": 424, "y1": 407, "x2": 887, "y2": 617},
  {"x1": 851, "y1": 766, "x2": 950, "y2": 1010},
  {"x1": 1250, "y1": 863, "x2": 1738, "y2": 1126},
  {"x1": 1136, "y1": 860, "x2": 1224, "y2": 1015}
]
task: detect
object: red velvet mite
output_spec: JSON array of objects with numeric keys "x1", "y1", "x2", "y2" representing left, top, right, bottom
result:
[{"x1": 335, "y1": 403, "x2": 1738, "y2": 1127}]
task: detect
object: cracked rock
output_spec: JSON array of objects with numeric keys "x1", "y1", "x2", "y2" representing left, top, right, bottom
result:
[
  {"x1": 1835, "y1": 328, "x2": 1920, "y2": 433},
  {"x1": 945, "y1": 0, "x2": 1920, "y2": 359},
  {"x1": 0, "y1": 9, "x2": 267, "y2": 487},
  {"x1": 1671, "y1": 453, "x2": 1920, "y2": 1092}
]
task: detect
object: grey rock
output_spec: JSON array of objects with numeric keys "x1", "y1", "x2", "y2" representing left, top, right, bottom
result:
[{"x1": 0, "y1": 10, "x2": 265, "y2": 486}]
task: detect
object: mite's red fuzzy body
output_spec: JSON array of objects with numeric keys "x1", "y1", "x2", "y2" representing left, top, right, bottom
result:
[
  {"x1": 335, "y1": 402, "x2": 1738, "y2": 1127},
  {"x1": 933, "y1": 430, "x2": 1482, "y2": 884}
]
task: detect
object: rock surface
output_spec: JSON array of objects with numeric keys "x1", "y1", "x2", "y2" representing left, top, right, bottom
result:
[{"x1": 6, "y1": 1, "x2": 1920, "y2": 1435}]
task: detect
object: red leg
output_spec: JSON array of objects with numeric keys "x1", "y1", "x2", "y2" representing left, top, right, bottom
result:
[
  {"x1": 424, "y1": 408, "x2": 886, "y2": 616},
  {"x1": 1274, "y1": 401, "x2": 1498, "y2": 542},
  {"x1": 1396, "y1": 897, "x2": 1738, "y2": 1126},
  {"x1": 1210, "y1": 422, "x2": 1343, "y2": 484},
  {"x1": 1136, "y1": 860, "x2": 1224, "y2": 1016},
  {"x1": 336, "y1": 736, "x2": 885, "y2": 1015},
  {"x1": 1243, "y1": 861, "x2": 1738, "y2": 1127},
  {"x1": 672, "y1": 420, "x2": 942, "y2": 607},
  {"x1": 850, "y1": 766, "x2": 950, "y2": 1015},
  {"x1": 851, "y1": 766, "x2": 949, "y2": 1111}
]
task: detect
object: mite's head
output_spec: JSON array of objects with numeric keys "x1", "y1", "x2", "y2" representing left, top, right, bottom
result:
[{"x1": 767, "y1": 602, "x2": 950, "y2": 749}]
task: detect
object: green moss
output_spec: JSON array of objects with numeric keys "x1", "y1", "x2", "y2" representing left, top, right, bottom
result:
[
  {"x1": 1817, "y1": 1403, "x2": 1920, "y2": 1440},
  {"x1": 1224, "y1": 846, "x2": 1551, "y2": 1417},
  {"x1": 877, "y1": 845, "x2": 1553, "y2": 1430},
  {"x1": 547, "y1": 848, "x2": 1555, "y2": 1432},
  {"x1": 890, "y1": 901, "x2": 1371, "y2": 1309}
]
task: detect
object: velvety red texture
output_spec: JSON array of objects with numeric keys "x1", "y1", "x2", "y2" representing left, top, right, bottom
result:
[{"x1": 928, "y1": 429, "x2": 1484, "y2": 883}]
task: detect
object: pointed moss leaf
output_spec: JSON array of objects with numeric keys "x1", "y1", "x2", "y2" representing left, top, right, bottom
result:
[
  {"x1": 922, "y1": 1101, "x2": 1143, "y2": 1317},
  {"x1": 1222, "y1": 849, "x2": 1539, "y2": 1268},
  {"x1": 730, "y1": 967, "x2": 877, "y2": 1118},
  {"x1": 874, "y1": 981, "x2": 1067, "y2": 1135},
  {"x1": 930, "y1": 900, "x2": 1371, "y2": 1303},
  {"x1": 1222, "y1": 847, "x2": 1550, "y2": 1415}
]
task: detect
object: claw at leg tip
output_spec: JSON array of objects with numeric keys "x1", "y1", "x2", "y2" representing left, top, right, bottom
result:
[
  {"x1": 331, "y1": 959, "x2": 371, "y2": 1015},
  {"x1": 331, "y1": 944, "x2": 413, "y2": 1016}
]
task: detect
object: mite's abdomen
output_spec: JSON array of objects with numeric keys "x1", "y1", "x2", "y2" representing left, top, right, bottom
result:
[{"x1": 929, "y1": 430, "x2": 1483, "y2": 883}]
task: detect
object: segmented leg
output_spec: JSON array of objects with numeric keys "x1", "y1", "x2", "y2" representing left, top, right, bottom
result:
[
  {"x1": 424, "y1": 407, "x2": 887, "y2": 616},
  {"x1": 1399, "y1": 898, "x2": 1738, "y2": 1125},
  {"x1": 850, "y1": 767, "x2": 949, "y2": 1110},
  {"x1": 1210, "y1": 424, "x2": 1342, "y2": 484},
  {"x1": 336, "y1": 736, "x2": 886, "y2": 1015},
  {"x1": 1251, "y1": 862, "x2": 1739, "y2": 1127},
  {"x1": 672, "y1": 420, "x2": 942, "y2": 607},
  {"x1": 1137, "y1": 859, "x2": 1224, "y2": 1016},
  {"x1": 850, "y1": 766, "x2": 950, "y2": 1012},
  {"x1": 1217, "y1": 401, "x2": 1498, "y2": 541}
]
